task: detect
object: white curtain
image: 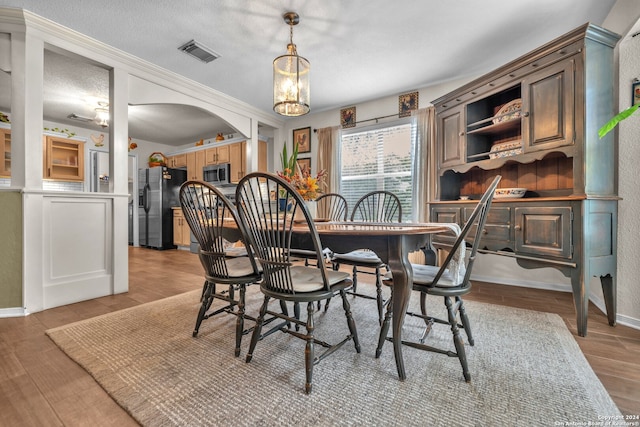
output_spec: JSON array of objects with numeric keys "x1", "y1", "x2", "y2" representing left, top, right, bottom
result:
[{"x1": 411, "y1": 107, "x2": 435, "y2": 222}]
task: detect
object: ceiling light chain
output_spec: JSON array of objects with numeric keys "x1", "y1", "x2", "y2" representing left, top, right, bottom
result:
[{"x1": 273, "y1": 11, "x2": 310, "y2": 117}]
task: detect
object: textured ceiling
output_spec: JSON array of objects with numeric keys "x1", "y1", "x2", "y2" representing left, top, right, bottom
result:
[{"x1": 0, "y1": 0, "x2": 619, "y2": 145}]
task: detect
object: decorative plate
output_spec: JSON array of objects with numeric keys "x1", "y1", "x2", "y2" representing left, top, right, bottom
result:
[
  {"x1": 494, "y1": 188, "x2": 527, "y2": 199},
  {"x1": 493, "y1": 98, "x2": 522, "y2": 123},
  {"x1": 489, "y1": 140, "x2": 523, "y2": 159}
]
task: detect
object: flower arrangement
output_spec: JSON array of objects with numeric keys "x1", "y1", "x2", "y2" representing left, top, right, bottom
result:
[{"x1": 278, "y1": 141, "x2": 326, "y2": 201}]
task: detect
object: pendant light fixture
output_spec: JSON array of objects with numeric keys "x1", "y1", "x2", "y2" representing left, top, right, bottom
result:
[{"x1": 273, "y1": 12, "x2": 310, "y2": 116}]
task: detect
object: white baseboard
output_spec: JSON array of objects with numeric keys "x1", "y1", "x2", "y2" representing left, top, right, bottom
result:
[
  {"x1": 471, "y1": 273, "x2": 640, "y2": 331},
  {"x1": 0, "y1": 307, "x2": 28, "y2": 318},
  {"x1": 470, "y1": 273, "x2": 572, "y2": 293}
]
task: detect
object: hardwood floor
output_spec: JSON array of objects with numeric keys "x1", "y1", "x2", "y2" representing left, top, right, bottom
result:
[{"x1": 0, "y1": 246, "x2": 638, "y2": 426}]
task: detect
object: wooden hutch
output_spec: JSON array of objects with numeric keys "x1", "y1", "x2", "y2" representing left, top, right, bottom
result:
[{"x1": 429, "y1": 23, "x2": 620, "y2": 336}]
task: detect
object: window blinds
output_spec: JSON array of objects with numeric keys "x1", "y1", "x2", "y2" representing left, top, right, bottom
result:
[{"x1": 340, "y1": 121, "x2": 416, "y2": 221}]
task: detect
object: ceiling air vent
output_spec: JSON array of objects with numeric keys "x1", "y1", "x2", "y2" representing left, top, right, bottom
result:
[{"x1": 178, "y1": 39, "x2": 221, "y2": 63}]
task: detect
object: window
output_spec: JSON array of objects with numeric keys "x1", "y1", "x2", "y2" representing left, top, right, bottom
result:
[{"x1": 339, "y1": 119, "x2": 417, "y2": 221}]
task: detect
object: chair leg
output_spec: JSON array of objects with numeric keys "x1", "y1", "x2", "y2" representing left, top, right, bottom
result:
[
  {"x1": 294, "y1": 302, "x2": 301, "y2": 331},
  {"x1": 457, "y1": 296, "x2": 474, "y2": 346},
  {"x1": 234, "y1": 284, "x2": 246, "y2": 357},
  {"x1": 375, "y1": 293, "x2": 393, "y2": 358},
  {"x1": 351, "y1": 265, "x2": 358, "y2": 294},
  {"x1": 419, "y1": 291, "x2": 434, "y2": 343},
  {"x1": 193, "y1": 282, "x2": 213, "y2": 337},
  {"x1": 246, "y1": 295, "x2": 270, "y2": 363},
  {"x1": 375, "y1": 267, "x2": 384, "y2": 325},
  {"x1": 304, "y1": 302, "x2": 315, "y2": 394},
  {"x1": 340, "y1": 290, "x2": 361, "y2": 353},
  {"x1": 445, "y1": 296, "x2": 470, "y2": 382}
]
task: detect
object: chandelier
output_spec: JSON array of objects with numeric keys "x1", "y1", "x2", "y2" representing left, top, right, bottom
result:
[{"x1": 273, "y1": 12, "x2": 310, "y2": 116}]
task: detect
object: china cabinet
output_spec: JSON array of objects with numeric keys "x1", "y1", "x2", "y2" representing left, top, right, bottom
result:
[{"x1": 429, "y1": 23, "x2": 620, "y2": 336}]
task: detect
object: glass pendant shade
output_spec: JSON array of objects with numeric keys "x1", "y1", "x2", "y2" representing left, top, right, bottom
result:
[{"x1": 273, "y1": 43, "x2": 310, "y2": 116}]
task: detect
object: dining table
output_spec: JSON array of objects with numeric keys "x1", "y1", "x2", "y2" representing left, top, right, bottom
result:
[
  {"x1": 288, "y1": 220, "x2": 452, "y2": 381},
  {"x1": 220, "y1": 216, "x2": 452, "y2": 380}
]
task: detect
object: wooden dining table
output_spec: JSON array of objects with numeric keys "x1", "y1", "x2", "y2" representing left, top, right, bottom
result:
[
  {"x1": 220, "y1": 216, "x2": 451, "y2": 380},
  {"x1": 289, "y1": 221, "x2": 452, "y2": 381}
]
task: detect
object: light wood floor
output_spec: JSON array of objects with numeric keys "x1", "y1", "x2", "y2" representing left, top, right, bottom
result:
[{"x1": 1, "y1": 247, "x2": 638, "y2": 426}]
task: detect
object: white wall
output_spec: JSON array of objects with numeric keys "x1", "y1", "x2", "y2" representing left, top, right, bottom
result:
[{"x1": 606, "y1": 2, "x2": 640, "y2": 329}]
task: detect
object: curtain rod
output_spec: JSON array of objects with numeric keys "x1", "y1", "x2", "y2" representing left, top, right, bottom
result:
[{"x1": 313, "y1": 112, "x2": 402, "y2": 133}]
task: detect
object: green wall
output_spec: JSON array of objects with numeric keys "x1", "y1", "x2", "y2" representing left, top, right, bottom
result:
[{"x1": 0, "y1": 191, "x2": 23, "y2": 309}]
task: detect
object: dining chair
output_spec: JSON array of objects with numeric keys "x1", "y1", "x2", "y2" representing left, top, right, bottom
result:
[
  {"x1": 331, "y1": 190, "x2": 402, "y2": 324},
  {"x1": 375, "y1": 175, "x2": 501, "y2": 382},
  {"x1": 236, "y1": 172, "x2": 360, "y2": 394},
  {"x1": 289, "y1": 192, "x2": 349, "y2": 267},
  {"x1": 179, "y1": 180, "x2": 263, "y2": 357}
]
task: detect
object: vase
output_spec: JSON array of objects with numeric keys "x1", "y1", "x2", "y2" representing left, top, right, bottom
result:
[
  {"x1": 278, "y1": 198, "x2": 290, "y2": 212},
  {"x1": 293, "y1": 200, "x2": 316, "y2": 222}
]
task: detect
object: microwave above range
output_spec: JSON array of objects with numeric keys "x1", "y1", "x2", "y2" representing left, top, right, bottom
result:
[{"x1": 203, "y1": 163, "x2": 231, "y2": 185}]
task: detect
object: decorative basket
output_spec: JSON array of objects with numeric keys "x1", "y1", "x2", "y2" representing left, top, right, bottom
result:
[{"x1": 148, "y1": 152, "x2": 167, "y2": 168}]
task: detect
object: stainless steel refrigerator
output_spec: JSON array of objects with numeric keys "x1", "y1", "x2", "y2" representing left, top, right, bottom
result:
[{"x1": 138, "y1": 166, "x2": 187, "y2": 250}]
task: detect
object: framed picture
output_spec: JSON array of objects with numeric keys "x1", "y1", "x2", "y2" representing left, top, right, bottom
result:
[
  {"x1": 398, "y1": 91, "x2": 419, "y2": 117},
  {"x1": 633, "y1": 80, "x2": 640, "y2": 106},
  {"x1": 296, "y1": 158, "x2": 311, "y2": 174},
  {"x1": 340, "y1": 106, "x2": 356, "y2": 128},
  {"x1": 293, "y1": 127, "x2": 311, "y2": 153}
]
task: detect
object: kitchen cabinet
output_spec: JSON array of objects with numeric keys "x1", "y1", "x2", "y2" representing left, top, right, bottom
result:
[
  {"x1": 205, "y1": 145, "x2": 230, "y2": 165},
  {"x1": 43, "y1": 135, "x2": 85, "y2": 182},
  {"x1": 229, "y1": 141, "x2": 244, "y2": 183},
  {"x1": 429, "y1": 23, "x2": 619, "y2": 337},
  {"x1": 258, "y1": 139, "x2": 267, "y2": 173},
  {"x1": 0, "y1": 128, "x2": 10, "y2": 178},
  {"x1": 186, "y1": 150, "x2": 206, "y2": 181},
  {"x1": 167, "y1": 153, "x2": 187, "y2": 168},
  {"x1": 172, "y1": 208, "x2": 191, "y2": 247}
]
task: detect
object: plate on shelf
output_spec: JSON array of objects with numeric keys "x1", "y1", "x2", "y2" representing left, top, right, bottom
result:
[
  {"x1": 489, "y1": 140, "x2": 523, "y2": 159},
  {"x1": 492, "y1": 98, "x2": 522, "y2": 124},
  {"x1": 494, "y1": 188, "x2": 527, "y2": 199}
]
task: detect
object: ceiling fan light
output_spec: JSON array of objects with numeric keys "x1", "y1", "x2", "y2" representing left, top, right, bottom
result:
[
  {"x1": 95, "y1": 106, "x2": 109, "y2": 128},
  {"x1": 273, "y1": 12, "x2": 310, "y2": 117}
]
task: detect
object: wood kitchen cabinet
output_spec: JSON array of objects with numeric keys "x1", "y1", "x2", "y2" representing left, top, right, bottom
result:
[
  {"x1": 229, "y1": 141, "x2": 244, "y2": 183},
  {"x1": 43, "y1": 135, "x2": 85, "y2": 182},
  {"x1": 186, "y1": 150, "x2": 205, "y2": 181},
  {"x1": 205, "y1": 145, "x2": 230, "y2": 165},
  {"x1": 429, "y1": 24, "x2": 619, "y2": 337},
  {"x1": 172, "y1": 208, "x2": 191, "y2": 247},
  {"x1": 167, "y1": 153, "x2": 187, "y2": 168},
  {"x1": 0, "y1": 128, "x2": 10, "y2": 178}
]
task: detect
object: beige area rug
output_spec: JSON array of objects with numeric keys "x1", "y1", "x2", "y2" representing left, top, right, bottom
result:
[{"x1": 46, "y1": 287, "x2": 620, "y2": 426}]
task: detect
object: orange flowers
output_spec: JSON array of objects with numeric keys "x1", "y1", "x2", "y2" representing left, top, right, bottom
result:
[{"x1": 277, "y1": 168, "x2": 326, "y2": 201}]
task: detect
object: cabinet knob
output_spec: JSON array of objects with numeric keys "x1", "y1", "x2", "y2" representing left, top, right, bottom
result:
[
  {"x1": 514, "y1": 225, "x2": 522, "y2": 231},
  {"x1": 523, "y1": 112, "x2": 530, "y2": 117},
  {"x1": 459, "y1": 132, "x2": 465, "y2": 136},
  {"x1": 482, "y1": 228, "x2": 488, "y2": 235}
]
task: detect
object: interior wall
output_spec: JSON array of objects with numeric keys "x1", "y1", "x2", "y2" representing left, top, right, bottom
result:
[{"x1": 614, "y1": 17, "x2": 640, "y2": 327}]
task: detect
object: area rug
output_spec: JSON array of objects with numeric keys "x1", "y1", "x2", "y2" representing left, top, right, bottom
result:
[{"x1": 46, "y1": 287, "x2": 620, "y2": 426}]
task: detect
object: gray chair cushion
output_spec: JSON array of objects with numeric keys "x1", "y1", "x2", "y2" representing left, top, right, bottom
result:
[
  {"x1": 385, "y1": 263, "x2": 460, "y2": 287},
  {"x1": 332, "y1": 250, "x2": 382, "y2": 264},
  {"x1": 225, "y1": 256, "x2": 262, "y2": 277},
  {"x1": 289, "y1": 266, "x2": 351, "y2": 292}
]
